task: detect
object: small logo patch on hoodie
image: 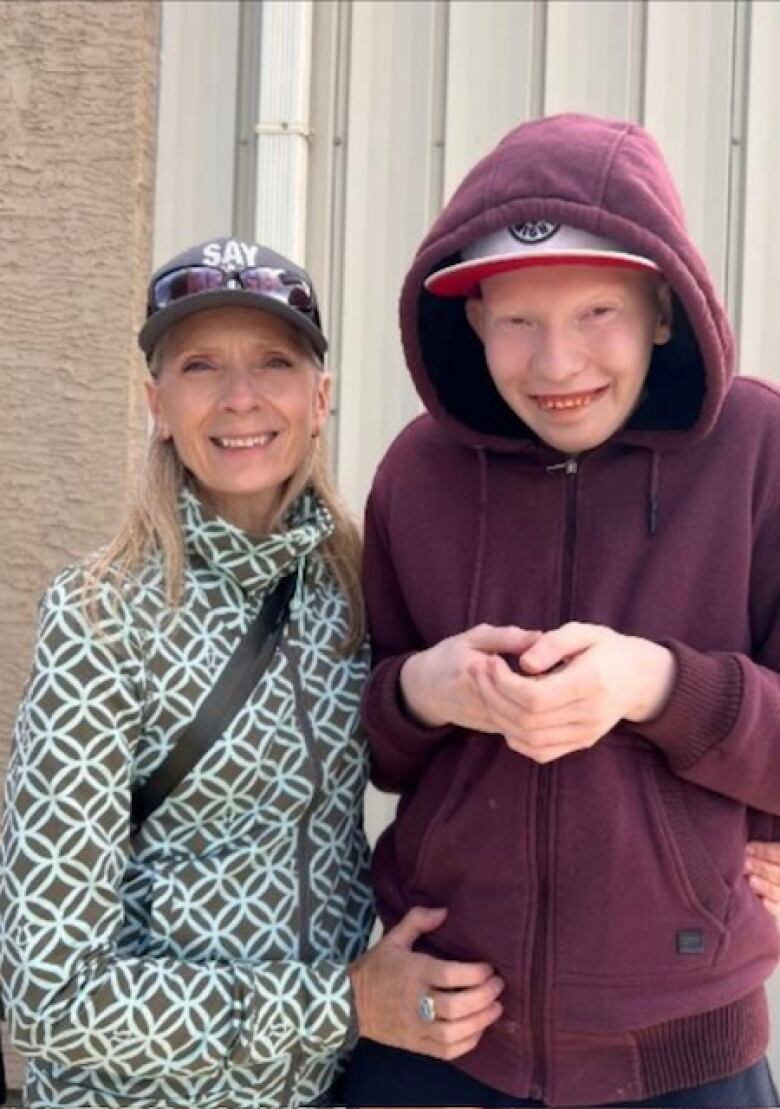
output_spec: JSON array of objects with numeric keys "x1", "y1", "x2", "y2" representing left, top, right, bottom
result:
[{"x1": 676, "y1": 929, "x2": 705, "y2": 955}]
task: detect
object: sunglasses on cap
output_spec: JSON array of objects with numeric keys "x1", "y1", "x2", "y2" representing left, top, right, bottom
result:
[{"x1": 149, "y1": 264, "x2": 318, "y2": 319}]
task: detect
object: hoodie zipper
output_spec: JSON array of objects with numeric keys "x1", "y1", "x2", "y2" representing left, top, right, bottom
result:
[{"x1": 530, "y1": 455, "x2": 579, "y2": 1100}]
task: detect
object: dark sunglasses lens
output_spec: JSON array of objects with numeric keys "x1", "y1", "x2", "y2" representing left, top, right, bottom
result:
[
  {"x1": 286, "y1": 286, "x2": 314, "y2": 312},
  {"x1": 153, "y1": 267, "x2": 223, "y2": 308},
  {"x1": 242, "y1": 268, "x2": 314, "y2": 314}
]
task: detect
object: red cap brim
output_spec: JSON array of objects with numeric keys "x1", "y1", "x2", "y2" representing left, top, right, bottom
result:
[{"x1": 425, "y1": 252, "x2": 659, "y2": 298}]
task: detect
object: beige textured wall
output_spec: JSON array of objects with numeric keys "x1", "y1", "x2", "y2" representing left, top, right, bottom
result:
[{"x1": 0, "y1": 0, "x2": 160, "y2": 1094}]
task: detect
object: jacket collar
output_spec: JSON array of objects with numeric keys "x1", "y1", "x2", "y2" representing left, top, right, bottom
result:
[{"x1": 180, "y1": 484, "x2": 334, "y2": 598}]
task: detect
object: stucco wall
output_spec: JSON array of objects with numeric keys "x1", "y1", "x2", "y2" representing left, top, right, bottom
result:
[{"x1": 0, "y1": 0, "x2": 160, "y2": 1094}]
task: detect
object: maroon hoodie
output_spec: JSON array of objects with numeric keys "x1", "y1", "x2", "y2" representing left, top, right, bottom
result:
[{"x1": 361, "y1": 113, "x2": 780, "y2": 1105}]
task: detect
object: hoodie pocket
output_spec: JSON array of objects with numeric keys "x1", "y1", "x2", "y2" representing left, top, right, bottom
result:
[
  {"x1": 387, "y1": 738, "x2": 535, "y2": 968},
  {"x1": 554, "y1": 741, "x2": 732, "y2": 985}
]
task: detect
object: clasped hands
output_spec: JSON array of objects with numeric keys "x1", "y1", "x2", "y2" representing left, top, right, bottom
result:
[{"x1": 400, "y1": 621, "x2": 676, "y2": 764}]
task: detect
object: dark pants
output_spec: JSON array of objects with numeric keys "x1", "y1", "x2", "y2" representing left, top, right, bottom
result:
[{"x1": 340, "y1": 1039, "x2": 779, "y2": 1107}]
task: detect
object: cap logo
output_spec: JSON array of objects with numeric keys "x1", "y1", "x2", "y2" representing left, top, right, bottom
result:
[
  {"x1": 202, "y1": 239, "x2": 259, "y2": 270},
  {"x1": 509, "y1": 221, "x2": 559, "y2": 246}
]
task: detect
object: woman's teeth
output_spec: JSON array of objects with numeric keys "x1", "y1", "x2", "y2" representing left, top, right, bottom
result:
[
  {"x1": 215, "y1": 433, "x2": 275, "y2": 449},
  {"x1": 535, "y1": 390, "x2": 603, "y2": 411}
]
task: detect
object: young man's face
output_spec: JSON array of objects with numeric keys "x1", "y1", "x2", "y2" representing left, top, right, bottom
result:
[{"x1": 466, "y1": 264, "x2": 671, "y2": 453}]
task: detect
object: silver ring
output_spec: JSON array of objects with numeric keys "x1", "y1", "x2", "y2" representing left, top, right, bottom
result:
[{"x1": 418, "y1": 993, "x2": 437, "y2": 1023}]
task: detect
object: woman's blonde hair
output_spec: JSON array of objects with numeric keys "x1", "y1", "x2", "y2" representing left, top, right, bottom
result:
[{"x1": 86, "y1": 327, "x2": 365, "y2": 653}]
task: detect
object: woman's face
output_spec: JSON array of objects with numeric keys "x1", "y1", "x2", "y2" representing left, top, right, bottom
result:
[{"x1": 146, "y1": 306, "x2": 331, "y2": 534}]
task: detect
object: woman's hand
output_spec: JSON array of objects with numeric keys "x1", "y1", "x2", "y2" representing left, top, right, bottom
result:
[
  {"x1": 348, "y1": 906, "x2": 504, "y2": 1060},
  {"x1": 745, "y1": 842, "x2": 780, "y2": 915}
]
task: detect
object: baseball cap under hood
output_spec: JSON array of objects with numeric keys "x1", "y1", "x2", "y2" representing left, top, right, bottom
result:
[{"x1": 399, "y1": 113, "x2": 735, "y2": 453}]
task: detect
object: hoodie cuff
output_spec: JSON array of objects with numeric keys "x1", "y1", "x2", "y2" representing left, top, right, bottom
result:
[
  {"x1": 633, "y1": 640, "x2": 744, "y2": 769},
  {"x1": 363, "y1": 653, "x2": 453, "y2": 756}
]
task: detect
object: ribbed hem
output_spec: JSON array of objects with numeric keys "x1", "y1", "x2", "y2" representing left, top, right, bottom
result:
[
  {"x1": 363, "y1": 653, "x2": 453, "y2": 757},
  {"x1": 634, "y1": 640, "x2": 743, "y2": 770},
  {"x1": 635, "y1": 988, "x2": 769, "y2": 1098}
]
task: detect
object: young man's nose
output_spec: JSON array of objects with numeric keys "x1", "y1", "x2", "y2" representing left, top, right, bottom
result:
[{"x1": 532, "y1": 329, "x2": 586, "y2": 383}]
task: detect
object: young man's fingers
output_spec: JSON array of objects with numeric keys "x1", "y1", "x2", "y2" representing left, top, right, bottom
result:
[
  {"x1": 466, "y1": 623, "x2": 542, "y2": 657},
  {"x1": 517, "y1": 621, "x2": 602, "y2": 675},
  {"x1": 481, "y1": 656, "x2": 585, "y2": 720},
  {"x1": 503, "y1": 723, "x2": 603, "y2": 762}
]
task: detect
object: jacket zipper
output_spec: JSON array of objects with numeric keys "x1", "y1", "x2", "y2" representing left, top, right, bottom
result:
[
  {"x1": 281, "y1": 640, "x2": 323, "y2": 1106},
  {"x1": 530, "y1": 456, "x2": 579, "y2": 1100}
]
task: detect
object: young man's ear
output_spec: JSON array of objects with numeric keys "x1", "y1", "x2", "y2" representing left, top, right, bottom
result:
[
  {"x1": 654, "y1": 281, "x2": 673, "y2": 346},
  {"x1": 465, "y1": 297, "x2": 486, "y2": 340}
]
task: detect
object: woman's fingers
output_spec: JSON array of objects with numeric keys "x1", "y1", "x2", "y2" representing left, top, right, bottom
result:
[
  {"x1": 424, "y1": 1000, "x2": 504, "y2": 1049},
  {"x1": 422, "y1": 953, "x2": 496, "y2": 991},
  {"x1": 746, "y1": 841, "x2": 780, "y2": 866},
  {"x1": 429, "y1": 975, "x2": 504, "y2": 1022},
  {"x1": 747, "y1": 874, "x2": 780, "y2": 914}
]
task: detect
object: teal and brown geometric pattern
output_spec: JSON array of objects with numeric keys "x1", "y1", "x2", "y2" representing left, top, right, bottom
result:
[{"x1": 1, "y1": 488, "x2": 373, "y2": 1108}]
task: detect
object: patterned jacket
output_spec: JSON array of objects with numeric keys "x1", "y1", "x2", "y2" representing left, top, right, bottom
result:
[{"x1": 1, "y1": 488, "x2": 373, "y2": 1108}]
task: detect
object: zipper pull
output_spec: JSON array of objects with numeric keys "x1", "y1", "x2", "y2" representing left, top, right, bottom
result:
[
  {"x1": 290, "y1": 557, "x2": 306, "y2": 618},
  {"x1": 545, "y1": 457, "x2": 579, "y2": 475}
]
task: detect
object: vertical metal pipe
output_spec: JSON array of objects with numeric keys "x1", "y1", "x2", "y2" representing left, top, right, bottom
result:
[{"x1": 725, "y1": 0, "x2": 751, "y2": 343}]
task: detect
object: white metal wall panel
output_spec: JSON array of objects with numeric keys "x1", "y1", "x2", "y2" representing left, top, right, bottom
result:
[
  {"x1": 544, "y1": 0, "x2": 645, "y2": 119},
  {"x1": 643, "y1": 1, "x2": 736, "y2": 295},
  {"x1": 335, "y1": 0, "x2": 446, "y2": 516},
  {"x1": 739, "y1": 1, "x2": 780, "y2": 383},
  {"x1": 153, "y1": 0, "x2": 239, "y2": 266},
  {"x1": 252, "y1": 1, "x2": 313, "y2": 261},
  {"x1": 442, "y1": 1, "x2": 543, "y2": 199},
  {"x1": 305, "y1": 1, "x2": 350, "y2": 361}
]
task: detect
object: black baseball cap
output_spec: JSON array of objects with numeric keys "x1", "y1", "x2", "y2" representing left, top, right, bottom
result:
[{"x1": 138, "y1": 237, "x2": 328, "y2": 359}]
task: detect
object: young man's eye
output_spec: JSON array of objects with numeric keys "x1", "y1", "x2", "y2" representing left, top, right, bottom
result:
[{"x1": 586, "y1": 306, "x2": 616, "y2": 321}]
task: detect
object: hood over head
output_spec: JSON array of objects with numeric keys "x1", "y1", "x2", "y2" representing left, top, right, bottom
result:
[{"x1": 399, "y1": 113, "x2": 734, "y2": 454}]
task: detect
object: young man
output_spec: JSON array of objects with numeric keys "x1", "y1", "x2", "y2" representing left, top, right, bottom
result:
[{"x1": 345, "y1": 114, "x2": 780, "y2": 1106}]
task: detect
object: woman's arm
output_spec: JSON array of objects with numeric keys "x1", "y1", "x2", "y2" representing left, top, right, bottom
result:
[{"x1": 0, "y1": 570, "x2": 353, "y2": 1079}]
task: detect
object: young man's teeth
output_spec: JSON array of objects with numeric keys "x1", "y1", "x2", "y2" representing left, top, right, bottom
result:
[
  {"x1": 217, "y1": 433, "x2": 274, "y2": 449},
  {"x1": 537, "y1": 391, "x2": 600, "y2": 411}
]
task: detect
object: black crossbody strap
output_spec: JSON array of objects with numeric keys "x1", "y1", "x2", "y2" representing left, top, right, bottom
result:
[{"x1": 130, "y1": 572, "x2": 297, "y2": 834}]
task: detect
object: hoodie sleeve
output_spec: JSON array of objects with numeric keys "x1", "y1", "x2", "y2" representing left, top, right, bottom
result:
[
  {"x1": 0, "y1": 571, "x2": 354, "y2": 1080},
  {"x1": 361, "y1": 492, "x2": 456, "y2": 793},
  {"x1": 633, "y1": 486, "x2": 780, "y2": 818}
]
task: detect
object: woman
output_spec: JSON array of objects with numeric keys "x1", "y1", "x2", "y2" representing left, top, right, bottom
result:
[{"x1": 0, "y1": 238, "x2": 502, "y2": 1108}]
